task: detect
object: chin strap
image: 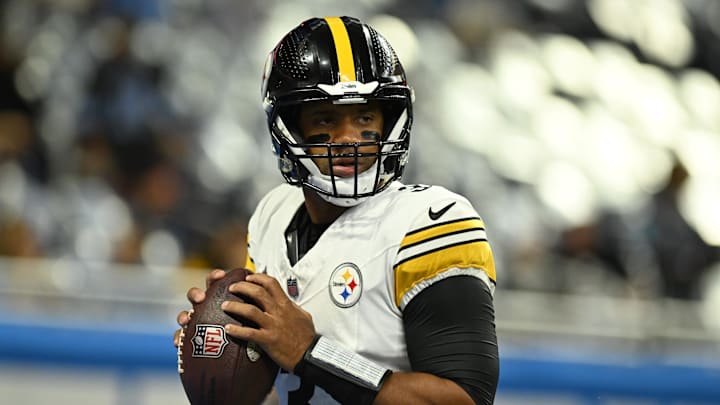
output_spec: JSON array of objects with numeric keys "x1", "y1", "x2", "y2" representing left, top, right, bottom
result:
[{"x1": 315, "y1": 191, "x2": 371, "y2": 207}]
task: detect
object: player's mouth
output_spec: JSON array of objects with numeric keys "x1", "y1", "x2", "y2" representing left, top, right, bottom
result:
[{"x1": 331, "y1": 159, "x2": 360, "y2": 177}]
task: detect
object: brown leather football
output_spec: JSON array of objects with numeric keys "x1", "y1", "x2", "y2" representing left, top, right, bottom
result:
[{"x1": 178, "y1": 268, "x2": 278, "y2": 405}]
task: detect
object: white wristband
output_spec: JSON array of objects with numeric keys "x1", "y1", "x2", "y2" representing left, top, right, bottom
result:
[{"x1": 305, "y1": 335, "x2": 390, "y2": 390}]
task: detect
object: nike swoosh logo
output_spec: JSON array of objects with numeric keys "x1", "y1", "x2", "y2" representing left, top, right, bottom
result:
[{"x1": 428, "y1": 201, "x2": 456, "y2": 220}]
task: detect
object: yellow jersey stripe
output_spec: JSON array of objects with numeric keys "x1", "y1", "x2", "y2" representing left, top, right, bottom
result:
[
  {"x1": 394, "y1": 240, "x2": 496, "y2": 307},
  {"x1": 245, "y1": 255, "x2": 256, "y2": 272},
  {"x1": 324, "y1": 17, "x2": 356, "y2": 82},
  {"x1": 244, "y1": 233, "x2": 256, "y2": 272},
  {"x1": 400, "y1": 217, "x2": 484, "y2": 249}
]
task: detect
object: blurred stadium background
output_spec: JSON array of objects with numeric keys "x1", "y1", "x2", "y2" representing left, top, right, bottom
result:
[{"x1": 1, "y1": 0, "x2": 719, "y2": 403}]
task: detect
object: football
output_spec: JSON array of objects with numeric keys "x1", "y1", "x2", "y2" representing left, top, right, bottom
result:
[{"x1": 178, "y1": 268, "x2": 278, "y2": 405}]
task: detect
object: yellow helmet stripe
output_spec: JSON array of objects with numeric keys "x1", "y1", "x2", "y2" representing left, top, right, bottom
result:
[{"x1": 324, "y1": 17, "x2": 356, "y2": 82}]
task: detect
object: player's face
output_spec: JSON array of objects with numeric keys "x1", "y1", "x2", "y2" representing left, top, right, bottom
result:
[{"x1": 298, "y1": 101, "x2": 384, "y2": 178}]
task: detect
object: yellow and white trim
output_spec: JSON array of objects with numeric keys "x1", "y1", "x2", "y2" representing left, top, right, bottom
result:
[{"x1": 393, "y1": 217, "x2": 496, "y2": 308}]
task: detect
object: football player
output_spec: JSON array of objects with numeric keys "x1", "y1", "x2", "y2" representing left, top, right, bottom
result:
[{"x1": 175, "y1": 16, "x2": 499, "y2": 405}]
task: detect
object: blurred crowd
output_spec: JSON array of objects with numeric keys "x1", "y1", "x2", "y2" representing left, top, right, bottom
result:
[
  {"x1": 0, "y1": 0, "x2": 719, "y2": 302},
  {"x1": 0, "y1": 0, "x2": 258, "y2": 272}
]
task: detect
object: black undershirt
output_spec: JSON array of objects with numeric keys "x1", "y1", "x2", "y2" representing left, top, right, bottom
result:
[
  {"x1": 284, "y1": 205, "x2": 499, "y2": 404},
  {"x1": 285, "y1": 204, "x2": 330, "y2": 266},
  {"x1": 403, "y1": 276, "x2": 499, "y2": 405}
]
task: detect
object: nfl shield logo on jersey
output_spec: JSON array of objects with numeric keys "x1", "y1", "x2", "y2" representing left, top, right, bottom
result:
[
  {"x1": 329, "y1": 263, "x2": 363, "y2": 308},
  {"x1": 287, "y1": 277, "x2": 299, "y2": 298},
  {"x1": 191, "y1": 324, "x2": 229, "y2": 358}
]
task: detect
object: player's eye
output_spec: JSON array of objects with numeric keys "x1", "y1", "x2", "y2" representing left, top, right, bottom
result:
[
  {"x1": 313, "y1": 115, "x2": 335, "y2": 127},
  {"x1": 357, "y1": 114, "x2": 375, "y2": 125}
]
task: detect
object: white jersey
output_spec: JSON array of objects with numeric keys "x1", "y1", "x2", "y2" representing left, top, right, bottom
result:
[{"x1": 245, "y1": 182, "x2": 496, "y2": 405}]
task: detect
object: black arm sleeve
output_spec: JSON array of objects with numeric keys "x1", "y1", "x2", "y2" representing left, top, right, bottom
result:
[{"x1": 403, "y1": 275, "x2": 499, "y2": 405}]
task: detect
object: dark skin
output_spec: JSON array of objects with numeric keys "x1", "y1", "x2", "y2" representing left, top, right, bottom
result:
[
  {"x1": 174, "y1": 101, "x2": 475, "y2": 405},
  {"x1": 299, "y1": 100, "x2": 381, "y2": 181}
]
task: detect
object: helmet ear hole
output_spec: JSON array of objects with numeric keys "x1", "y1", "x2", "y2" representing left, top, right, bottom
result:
[
  {"x1": 277, "y1": 105, "x2": 303, "y2": 142},
  {"x1": 383, "y1": 155, "x2": 398, "y2": 173},
  {"x1": 279, "y1": 156, "x2": 294, "y2": 174},
  {"x1": 380, "y1": 102, "x2": 404, "y2": 140}
]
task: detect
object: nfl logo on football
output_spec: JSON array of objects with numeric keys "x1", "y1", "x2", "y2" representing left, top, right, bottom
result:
[{"x1": 191, "y1": 324, "x2": 229, "y2": 358}]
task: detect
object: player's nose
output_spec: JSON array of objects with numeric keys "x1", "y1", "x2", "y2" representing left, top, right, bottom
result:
[{"x1": 331, "y1": 116, "x2": 363, "y2": 143}]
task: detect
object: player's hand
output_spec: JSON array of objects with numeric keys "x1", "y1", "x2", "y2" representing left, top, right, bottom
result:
[
  {"x1": 222, "y1": 273, "x2": 316, "y2": 372},
  {"x1": 173, "y1": 269, "x2": 227, "y2": 347}
]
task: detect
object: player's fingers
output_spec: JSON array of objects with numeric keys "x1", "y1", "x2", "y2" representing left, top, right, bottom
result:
[
  {"x1": 173, "y1": 329, "x2": 182, "y2": 347},
  {"x1": 224, "y1": 322, "x2": 262, "y2": 343},
  {"x1": 187, "y1": 287, "x2": 205, "y2": 304},
  {"x1": 206, "y1": 269, "x2": 226, "y2": 289},
  {"x1": 176, "y1": 309, "x2": 193, "y2": 326},
  {"x1": 221, "y1": 300, "x2": 268, "y2": 326},
  {"x1": 246, "y1": 273, "x2": 286, "y2": 300},
  {"x1": 228, "y1": 281, "x2": 276, "y2": 311}
]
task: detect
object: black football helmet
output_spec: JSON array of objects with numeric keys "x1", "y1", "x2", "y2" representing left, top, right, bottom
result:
[{"x1": 261, "y1": 16, "x2": 414, "y2": 206}]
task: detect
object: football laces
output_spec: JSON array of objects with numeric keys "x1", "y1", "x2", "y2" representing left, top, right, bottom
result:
[{"x1": 177, "y1": 309, "x2": 193, "y2": 374}]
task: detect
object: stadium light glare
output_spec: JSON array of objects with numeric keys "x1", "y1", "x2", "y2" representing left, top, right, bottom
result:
[
  {"x1": 678, "y1": 69, "x2": 720, "y2": 132},
  {"x1": 675, "y1": 129, "x2": 720, "y2": 179},
  {"x1": 198, "y1": 117, "x2": 257, "y2": 192},
  {"x1": 588, "y1": 41, "x2": 638, "y2": 115},
  {"x1": 540, "y1": 34, "x2": 595, "y2": 98},
  {"x1": 680, "y1": 178, "x2": 720, "y2": 246},
  {"x1": 580, "y1": 106, "x2": 646, "y2": 208},
  {"x1": 488, "y1": 130, "x2": 547, "y2": 184},
  {"x1": 530, "y1": 96, "x2": 583, "y2": 160},
  {"x1": 630, "y1": 64, "x2": 685, "y2": 148},
  {"x1": 588, "y1": 0, "x2": 634, "y2": 41},
  {"x1": 635, "y1": 5, "x2": 694, "y2": 67},
  {"x1": 537, "y1": 161, "x2": 598, "y2": 227},
  {"x1": 141, "y1": 230, "x2": 182, "y2": 268},
  {"x1": 491, "y1": 35, "x2": 551, "y2": 114},
  {"x1": 438, "y1": 63, "x2": 501, "y2": 153},
  {"x1": 367, "y1": 14, "x2": 419, "y2": 71}
]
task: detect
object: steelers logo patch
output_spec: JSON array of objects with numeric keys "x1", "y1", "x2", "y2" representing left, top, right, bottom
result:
[{"x1": 329, "y1": 263, "x2": 363, "y2": 308}]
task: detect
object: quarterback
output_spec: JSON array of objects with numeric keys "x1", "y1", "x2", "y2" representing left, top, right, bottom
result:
[{"x1": 176, "y1": 16, "x2": 499, "y2": 405}]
